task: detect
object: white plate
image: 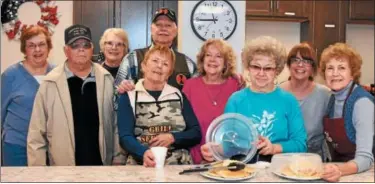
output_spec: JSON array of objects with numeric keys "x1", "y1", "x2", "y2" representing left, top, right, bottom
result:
[
  {"x1": 200, "y1": 170, "x2": 256, "y2": 181},
  {"x1": 272, "y1": 171, "x2": 321, "y2": 181}
]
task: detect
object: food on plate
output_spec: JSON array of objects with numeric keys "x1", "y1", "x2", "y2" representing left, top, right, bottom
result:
[
  {"x1": 207, "y1": 160, "x2": 255, "y2": 178},
  {"x1": 280, "y1": 156, "x2": 321, "y2": 178}
]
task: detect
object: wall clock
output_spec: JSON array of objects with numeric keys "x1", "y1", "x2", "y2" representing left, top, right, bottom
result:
[{"x1": 190, "y1": 0, "x2": 237, "y2": 41}]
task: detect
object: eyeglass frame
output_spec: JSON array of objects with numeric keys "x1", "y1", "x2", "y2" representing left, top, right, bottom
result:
[
  {"x1": 104, "y1": 41, "x2": 126, "y2": 48},
  {"x1": 26, "y1": 42, "x2": 48, "y2": 50},
  {"x1": 248, "y1": 64, "x2": 277, "y2": 74},
  {"x1": 290, "y1": 57, "x2": 315, "y2": 66},
  {"x1": 68, "y1": 41, "x2": 92, "y2": 50}
]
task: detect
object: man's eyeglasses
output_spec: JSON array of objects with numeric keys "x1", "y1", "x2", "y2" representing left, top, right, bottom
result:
[
  {"x1": 69, "y1": 41, "x2": 92, "y2": 50},
  {"x1": 290, "y1": 57, "x2": 314, "y2": 66},
  {"x1": 104, "y1": 41, "x2": 125, "y2": 48},
  {"x1": 249, "y1": 64, "x2": 276, "y2": 73},
  {"x1": 26, "y1": 42, "x2": 47, "y2": 50}
]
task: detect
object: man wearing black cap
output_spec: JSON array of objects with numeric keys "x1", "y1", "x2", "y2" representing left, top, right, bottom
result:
[
  {"x1": 27, "y1": 24, "x2": 125, "y2": 166},
  {"x1": 114, "y1": 7, "x2": 197, "y2": 95}
]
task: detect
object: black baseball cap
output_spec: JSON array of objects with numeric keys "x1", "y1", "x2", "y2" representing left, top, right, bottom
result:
[
  {"x1": 64, "y1": 24, "x2": 92, "y2": 45},
  {"x1": 152, "y1": 7, "x2": 177, "y2": 25}
]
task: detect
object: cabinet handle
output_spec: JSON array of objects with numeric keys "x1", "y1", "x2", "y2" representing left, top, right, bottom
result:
[
  {"x1": 284, "y1": 12, "x2": 295, "y2": 16},
  {"x1": 276, "y1": 1, "x2": 279, "y2": 10},
  {"x1": 270, "y1": 1, "x2": 273, "y2": 10},
  {"x1": 324, "y1": 24, "x2": 336, "y2": 28}
]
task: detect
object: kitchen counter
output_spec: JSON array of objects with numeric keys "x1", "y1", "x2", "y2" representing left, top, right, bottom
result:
[{"x1": 1, "y1": 164, "x2": 374, "y2": 182}]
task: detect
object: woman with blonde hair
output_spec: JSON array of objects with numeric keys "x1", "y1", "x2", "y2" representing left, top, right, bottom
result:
[
  {"x1": 201, "y1": 36, "x2": 307, "y2": 163},
  {"x1": 1, "y1": 26, "x2": 54, "y2": 166},
  {"x1": 280, "y1": 42, "x2": 331, "y2": 159},
  {"x1": 117, "y1": 45, "x2": 201, "y2": 167},
  {"x1": 99, "y1": 28, "x2": 129, "y2": 78},
  {"x1": 182, "y1": 39, "x2": 240, "y2": 164},
  {"x1": 319, "y1": 43, "x2": 374, "y2": 182}
]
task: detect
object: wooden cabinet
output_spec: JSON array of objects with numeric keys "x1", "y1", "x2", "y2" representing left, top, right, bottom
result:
[
  {"x1": 73, "y1": 1, "x2": 115, "y2": 54},
  {"x1": 246, "y1": 1, "x2": 273, "y2": 16},
  {"x1": 73, "y1": 1, "x2": 178, "y2": 54},
  {"x1": 301, "y1": 1, "x2": 346, "y2": 60},
  {"x1": 246, "y1": 0, "x2": 309, "y2": 21},
  {"x1": 347, "y1": 0, "x2": 375, "y2": 24}
]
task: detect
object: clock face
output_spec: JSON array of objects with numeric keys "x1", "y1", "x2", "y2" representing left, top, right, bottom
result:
[{"x1": 191, "y1": 0, "x2": 237, "y2": 41}]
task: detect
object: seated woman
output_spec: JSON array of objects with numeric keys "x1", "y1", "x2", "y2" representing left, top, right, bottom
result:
[
  {"x1": 201, "y1": 36, "x2": 307, "y2": 163},
  {"x1": 280, "y1": 42, "x2": 331, "y2": 159},
  {"x1": 183, "y1": 39, "x2": 241, "y2": 164},
  {"x1": 117, "y1": 45, "x2": 201, "y2": 167},
  {"x1": 319, "y1": 43, "x2": 374, "y2": 182}
]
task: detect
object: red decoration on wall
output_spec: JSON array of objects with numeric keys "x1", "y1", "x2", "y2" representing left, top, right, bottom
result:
[{"x1": 2, "y1": 0, "x2": 60, "y2": 40}]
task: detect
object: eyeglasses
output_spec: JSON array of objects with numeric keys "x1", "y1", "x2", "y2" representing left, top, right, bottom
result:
[
  {"x1": 26, "y1": 42, "x2": 47, "y2": 50},
  {"x1": 290, "y1": 57, "x2": 314, "y2": 66},
  {"x1": 69, "y1": 41, "x2": 92, "y2": 50},
  {"x1": 249, "y1": 64, "x2": 276, "y2": 73},
  {"x1": 104, "y1": 41, "x2": 125, "y2": 48}
]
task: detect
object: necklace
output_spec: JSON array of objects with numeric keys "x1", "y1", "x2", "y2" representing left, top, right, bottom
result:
[{"x1": 201, "y1": 77, "x2": 226, "y2": 106}]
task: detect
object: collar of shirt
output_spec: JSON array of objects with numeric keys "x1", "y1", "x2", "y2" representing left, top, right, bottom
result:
[
  {"x1": 149, "y1": 42, "x2": 175, "y2": 54},
  {"x1": 64, "y1": 61, "x2": 95, "y2": 80}
]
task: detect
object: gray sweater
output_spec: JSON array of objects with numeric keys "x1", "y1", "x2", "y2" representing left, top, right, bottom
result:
[
  {"x1": 332, "y1": 81, "x2": 374, "y2": 173},
  {"x1": 299, "y1": 83, "x2": 331, "y2": 158}
]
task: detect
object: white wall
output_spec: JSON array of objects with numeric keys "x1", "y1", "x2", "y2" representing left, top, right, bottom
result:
[
  {"x1": 1, "y1": 1, "x2": 73, "y2": 73},
  {"x1": 178, "y1": 1, "x2": 246, "y2": 73},
  {"x1": 346, "y1": 24, "x2": 374, "y2": 85},
  {"x1": 245, "y1": 21, "x2": 300, "y2": 83}
]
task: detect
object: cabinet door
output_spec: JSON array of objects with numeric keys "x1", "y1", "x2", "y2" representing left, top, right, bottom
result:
[
  {"x1": 246, "y1": 0, "x2": 273, "y2": 16},
  {"x1": 73, "y1": 1, "x2": 115, "y2": 54},
  {"x1": 274, "y1": 0, "x2": 307, "y2": 17},
  {"x1": 348, "y1": 0, "x2": 375, "y2": 21},
  {"x1": 313, "y1": 1, "x2": 345, "y2": 59}
]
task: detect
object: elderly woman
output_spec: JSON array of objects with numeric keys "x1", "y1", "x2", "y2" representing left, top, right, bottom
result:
[
  {"x1": 201, "y1": 36, "x2": 307, "y2": 163},
  {"x1": 1, "y1": 26, "x2": 54, "y2": 166},
  {"x1": 182, "y1": 39, "x2": 240, "y2": 164},
  {"x1": 117, "y1": 45, "x2": 201, "y2": 167},
  {"x1": 99, "y1": 28, "x2": 129, "y2": 78},
  {"x1": 319, "y1": 43, "x2": 374, "y2": 182},
  {"x1": 280, "y1": 42, "x2": 331, "y2": 158}
]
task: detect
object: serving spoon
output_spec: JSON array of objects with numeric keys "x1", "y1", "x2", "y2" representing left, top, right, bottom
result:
[{"x1": 179, "y1": 162, "x2": 246, "y2": 175}]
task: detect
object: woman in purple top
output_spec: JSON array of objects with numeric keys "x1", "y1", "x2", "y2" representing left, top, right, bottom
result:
[{"x1": 183, "y1": 39, "x2": 240, "y2": 164}]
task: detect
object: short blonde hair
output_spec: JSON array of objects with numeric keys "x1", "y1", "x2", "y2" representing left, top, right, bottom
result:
[
  {"x1": 243, "y1": 36, "x2": 287, "y2": 75},
  {"x1": 142, "y1": 45, "x2": 176, "y2": 76},
  {"x1": 196, "y1": 39, "x2": 236, "y2": 78},
  {"x1": 99, "y1": 28, "x2": 129, "y2": 54},
  {"x1": 320, "y1": 42, "x2": 362, "y2": 83}
]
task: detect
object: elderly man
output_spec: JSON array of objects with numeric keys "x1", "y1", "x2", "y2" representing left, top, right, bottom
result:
[
  {"x1": 27, "y1": 24, "x2": 124, "y2": 166},
  {"x1": 114, "y1": 7, "x2": 197, "y2": 92}
]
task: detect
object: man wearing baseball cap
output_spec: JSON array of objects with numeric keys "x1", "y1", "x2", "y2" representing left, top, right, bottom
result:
[
  {"x1": 27, "y1": 24, "x2": 125, "y2": 166},
  {"x1": 114, "y1": 7, "x2": 197, "y2": 96}
]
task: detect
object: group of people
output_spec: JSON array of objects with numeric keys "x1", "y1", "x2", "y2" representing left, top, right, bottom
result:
[{"x1": 1, "y1": 7, "x2": 373, "y2": 182}]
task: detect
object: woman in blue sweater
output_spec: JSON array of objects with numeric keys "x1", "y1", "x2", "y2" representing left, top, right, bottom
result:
[
  {"x1": 1, "y1": 26, "x2": 54, "y2": 166},
  {"x1": 319, "y1": 43, "x2": 374, "y2": 182},
  {"x1": 201, "y1": 36, "x2": 307, "y2": 162}
]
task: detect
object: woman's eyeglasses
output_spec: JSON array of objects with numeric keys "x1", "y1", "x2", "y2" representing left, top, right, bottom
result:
[
  {"x1": 249, "y1": 64, "x2": 276, "y2": 73},
  {"x1": 104, "y1": 41, "x2": 125, "y2": 48},
  {"x1": 291, "y1": 57, "x2": 314, "y2": 65},
  {"x1": 26, "y1": 42, "x2": 47, "y2": 50}
]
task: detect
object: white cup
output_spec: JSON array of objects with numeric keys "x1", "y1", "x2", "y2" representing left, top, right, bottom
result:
[{"x1": 151, "y1": 147, "x2": 168, "y2": 168}]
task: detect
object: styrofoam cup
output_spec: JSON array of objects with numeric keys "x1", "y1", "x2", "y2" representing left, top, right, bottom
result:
[{"x1": 151, "y1": 147, "x2": 167, "y2": 168}]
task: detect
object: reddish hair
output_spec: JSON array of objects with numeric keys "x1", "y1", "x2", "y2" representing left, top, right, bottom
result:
[{"x1": 20, "y1": 26, "x2": 52, "y2": 54}]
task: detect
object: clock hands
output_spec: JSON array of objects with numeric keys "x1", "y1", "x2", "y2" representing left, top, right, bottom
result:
[
  {"x1": 212, "y1": 13, "x2": 217, "y2": 24},
  {"x1": 196, "y1": 18, "x2": 218, "y2": 22}
]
